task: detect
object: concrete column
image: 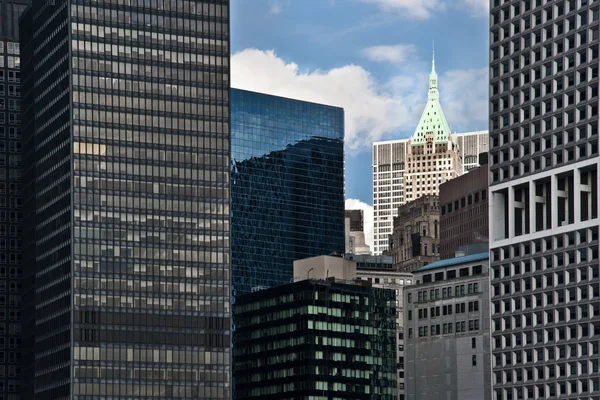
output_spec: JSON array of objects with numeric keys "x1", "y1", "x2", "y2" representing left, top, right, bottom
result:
[
  {"x1": 573, "y1": 168, "x2": 581, "y2": 224},
  {"x1": 508, "y1": 187, "x2": 515, "y2": 239},
  {"x1": 551, "y1": 174, "x2": 558, "y2": 229},
  {"x1": 529, "y1": 180, "x2": 536, "y2": 233}
]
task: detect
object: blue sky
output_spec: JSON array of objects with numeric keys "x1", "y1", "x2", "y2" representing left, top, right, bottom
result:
[{"x1": 230, "y1": 0, "x2": 489, "y2": 216}]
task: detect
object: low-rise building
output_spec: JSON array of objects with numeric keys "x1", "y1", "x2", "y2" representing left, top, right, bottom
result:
[
  {"x1": 387, "y1": 195, "x2": 440, "y2": 272},
  {"x1": 234, "y1": 278, "x2": 398, "y2": 400},
  {"x1": 404, "y1": 252, "x2": 491, "y2": 400}
]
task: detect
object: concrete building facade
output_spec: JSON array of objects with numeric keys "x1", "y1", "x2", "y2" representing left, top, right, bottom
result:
[
  {"x1": 387, "y1": 195, "x2": 441, "y2": 272},
  {"x1": 371, "y1": 53, "x2": 489, "y2": 255},
  {"x1": 293, "y1": 255, "x2": 357, "y2": 282},
  {"x1": 403, "y1": 253, "x2": 491, "y2": 400},
  {"x1": 440, "y1": 155, "x2": 489, "y2": 259},
  {"x1": 352, "y1": 254, "x2": 413, "y2": 400},
  {"x1": 489, "y1": 1, "x2": 600, "y2": 399}
]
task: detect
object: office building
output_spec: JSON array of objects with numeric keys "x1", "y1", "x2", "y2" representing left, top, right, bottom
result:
[
  {"x1": 231, "y1": 89, "x2": 344, "y2": 295},
  {"x1": 20, "y1": 0, "x2": 231, "y2": 398},
  {"x1": 455, "y1": 131, "x2": 490, "y2": 172},
  {"x1": 234, "y1": 278, "x2": 398, "y2": 400},
  {"x1": 0, "y1": 0, "x2": 27, "y2": 398},
  {"x1": 351, "y1": 254, "x2": 413, "y2": 400},
  {"x1": 371, "y1": 53, "x2": 488, "y2": 255},
  {"x1": 404, "y1": 253, "x2": 491, "y2": 400},
  {"x1": 489, "y1": 1, "x2": 600, "y2": 399},
  {"x1": 345, "y1": 209, "x2": 371, "y2": 254},
  {"x1": 440, "y1": 153, "x2": 489, "y2": 259},
  {"x1": 387, "y1": 195, "x2": 440, "y2": 272}
]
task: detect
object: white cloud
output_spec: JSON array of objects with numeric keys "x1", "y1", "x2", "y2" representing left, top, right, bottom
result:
[
  {"x1": 461, "y1": 0, "x2": 489, "y2": 17},
  {"x1": 361, "y1": 0, "x2": 487, "y2": 18},
  {"x1": 361, "y1": 44, "x2": 416, "y2": 64},
  {"x1": 439, "y1": 68, "x2": 489, "y2": 131},
  {"x1": 360, "y1": 0, "x2": 445, "y2": 19},
  {"x1": 345, "y1": 199, "x2": 374, "y2": 251},
  {"x1": 231, "y1": 48, "x2": 424, "y2": 153},
  {"x1": 231, "y1": 48, "x2": 488, "y2": 154},
  {"x1": 267, "y1": 0, "x2": 282, "y2": 16}
]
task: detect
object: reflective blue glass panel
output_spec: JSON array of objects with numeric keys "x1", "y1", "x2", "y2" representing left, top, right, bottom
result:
[{"x1": 231, "y1": 89, "x2": 345, "y2": 296}]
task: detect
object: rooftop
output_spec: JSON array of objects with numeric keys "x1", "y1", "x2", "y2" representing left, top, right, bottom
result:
[{"x1": 414, "y1": 252, "x2": 489, "y2": 273}]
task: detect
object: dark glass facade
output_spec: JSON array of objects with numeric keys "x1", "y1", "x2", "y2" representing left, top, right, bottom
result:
[
  {"x1": 20, "y1": 0, "x2": 231, "y2": 398},
  {"x1": 0, "y1": 1, "x2": 27, "y2": 399},
  {"x1": 234, "y1": 279, "x2": 398, "y2": 399},
  {"x1": 231, "y1": 89, "x2": 344, "y2": 295}
]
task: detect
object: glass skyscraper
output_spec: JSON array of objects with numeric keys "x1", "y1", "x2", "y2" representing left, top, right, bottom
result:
[
  {"x1": 0, "y1": 1, "x2": 28, "y2": 398},
  {"x1": 230, "y1": 89, "x2": 344, "y2": 296},
  {"x1": 20, "y1": 0, "x2": 231, "y2": 398}
]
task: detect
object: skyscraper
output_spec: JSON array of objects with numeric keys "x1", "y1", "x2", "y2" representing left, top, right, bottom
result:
[
  {"x1": 0, "y1": 0, "x2": 27, "y2": 397},
  {"x1": 231, "y1": 89, "x2": 344, "y2": 295},
  {"x1": 489, "y1": 1, "x2": 600, "y2": 399},
  {"x1": 371, "y1": 53, "x2": 488, "y2": 255},
  {"x1": 20, "y1": 0, "x2": 231, "y2": 398}
]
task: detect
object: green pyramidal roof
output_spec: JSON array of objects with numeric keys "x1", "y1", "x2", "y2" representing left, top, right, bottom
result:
[{"x1": 411, "y1": 48, "x2": 452, "y2": 145}]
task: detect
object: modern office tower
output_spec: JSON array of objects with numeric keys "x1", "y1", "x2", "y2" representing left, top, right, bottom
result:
[
  {"x1": 404, "y1": 253, "x2": 491, "y2": 400},
  {"x1": 0, "y1": 1, "x2": 27, "y2": 398},
  {"x1": 351, "y1": 254, "x2": 414, "y2": 400},
  {"x1": 387, "y1": 195, "x2": 440, "y2": 272},
  {"x1": 20, "y1": 1, "x2": 231, "y2": 398},
  {"x1": 490, "y1": 1, "x2": 600, "y2": 400},
  {"x1": 231, "y1": 89, "x2": 344, "y2": 295},
  {"x1": 345, "y1": 209, "x2": 371, "y2": 254},
  {"x1": 371, "y1": 54, "x2": 488, "y2": 256},
  {"x1": 440, "y1": 154, "x2": 489, "y2": 259},
  {"x1": 234, "y1": 278, "x2": 398, "y2": 400},
  {"x1": 455, "y1": 131, "x2": 490, "y2": 172}
]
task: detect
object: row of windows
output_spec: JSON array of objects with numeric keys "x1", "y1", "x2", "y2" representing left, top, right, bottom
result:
[
  {"x1": 442, "y1": 190, "x2": 487, "y2": 215},
  {"x1": 0, "y1": 71, "x2": 20, "y2": 83},
  {"x1": 410, "y1": 281, "x2": 481, "y2": 303},
  {"x1": 0, "y1": 84, "x2": 19, "y2": 96},
  {"x1": 410, "y1": 301, "x2": 480, "y2": 320},
  {"x1": 412, "y1": 319, "x2": 481, "y2": 338}
]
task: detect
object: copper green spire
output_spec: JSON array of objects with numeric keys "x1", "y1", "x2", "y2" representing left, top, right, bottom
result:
[{"x1": 411, "y1": 45, "x2": 452, "y2": 146}]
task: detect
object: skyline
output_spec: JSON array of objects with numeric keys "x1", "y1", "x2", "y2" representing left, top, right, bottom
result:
[{"x1": 230, "y1": 0, "x2": 490, "y2": 250}]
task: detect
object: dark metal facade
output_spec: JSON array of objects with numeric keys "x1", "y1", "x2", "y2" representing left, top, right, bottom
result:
[
  {"x1": 0, "y1": 1, "x2": 28, "y2": 398},
  {"x1": 234, "y1": 279, "x2": 398, "y2": 400},
  {"x1": 20, "y1": 0, "x2": 231, "y2": 398}
]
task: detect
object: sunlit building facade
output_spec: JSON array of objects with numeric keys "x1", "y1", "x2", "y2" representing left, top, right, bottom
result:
[
  {"x1": 371, "y1": 53, "x2": 488, "y2": 255},
  {"x1": 20, "y1": 0, "x2": 231, "y2": 398}
]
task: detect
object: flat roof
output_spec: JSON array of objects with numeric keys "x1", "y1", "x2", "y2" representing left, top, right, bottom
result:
[{"x1": 414, "y1": 252, "x2": 489, "y2": 273}]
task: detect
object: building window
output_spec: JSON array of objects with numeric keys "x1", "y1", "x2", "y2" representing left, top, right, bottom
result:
[
  {"x1": 472, "y1": 338, "x2": 476, "y2": 349},
  {"x1": 472, "y1": 355, "x2": 477, "y2": 366}
]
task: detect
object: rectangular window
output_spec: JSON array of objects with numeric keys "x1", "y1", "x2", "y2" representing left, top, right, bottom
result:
[
  {"x1": 472, "y1": 337, "x2": 476, "y2": 348},
  {"x1": 472, "y1": 355, "x2": 477, "y2": 366}
]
